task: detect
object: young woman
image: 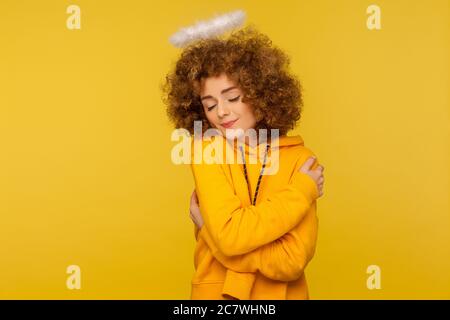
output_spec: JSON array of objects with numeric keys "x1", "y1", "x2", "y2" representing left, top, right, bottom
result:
[{"x1": 163, "y1": 26, "x2": 325, "y2": 300}]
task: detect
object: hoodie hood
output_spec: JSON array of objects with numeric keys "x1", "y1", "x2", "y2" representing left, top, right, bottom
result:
[{"x1": 277, "y1": 135, "x2": 305, "y2": 147}]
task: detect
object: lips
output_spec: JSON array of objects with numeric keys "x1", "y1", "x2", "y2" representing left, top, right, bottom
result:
[{"x1": 221, "y1": 119, "x2": 238, "y2": 128}]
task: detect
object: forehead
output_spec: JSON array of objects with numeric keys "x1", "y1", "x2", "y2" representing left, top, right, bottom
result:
[{"x1": 200, "y1": 73, "x2": 239, "y2": 95}]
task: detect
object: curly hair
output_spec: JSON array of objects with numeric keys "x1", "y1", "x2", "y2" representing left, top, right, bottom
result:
[{"x1": 162, "y1": 25, "x2": 303, "y2": 137}]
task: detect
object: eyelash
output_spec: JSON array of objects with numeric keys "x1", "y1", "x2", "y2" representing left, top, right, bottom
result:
[{"x1": 207, "y1": 96, "x2": 240, "y2": 111}]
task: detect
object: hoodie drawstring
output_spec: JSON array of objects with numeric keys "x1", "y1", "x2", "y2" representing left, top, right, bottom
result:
[{"x1": 238, "y1": 144, "x2": 270, "y2": 205}]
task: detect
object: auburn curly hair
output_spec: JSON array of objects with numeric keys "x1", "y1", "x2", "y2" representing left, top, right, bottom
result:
[{"x1": 162, "y1": 25, "x2": 303, "y2": 137}]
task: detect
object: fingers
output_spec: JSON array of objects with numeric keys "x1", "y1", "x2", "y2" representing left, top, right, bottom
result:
[
  {"x1": 316, "y1": 165, "x2": 325, "y2": 197},
  {"x1": 299, "y1": 156, "x2": 316, "y2": 173},
  {"x1": 190, "y1": 209, "x2": 198, "y2": 224},
  {"x1": 318, "y1": 177, "x2": 325, "y2": 197},
  {"x1": 316, "y1": 165, "x2": 325, "y2": 180},
  {"x1": 191, "y1": 189, "x2": 199, "y2": 203}
]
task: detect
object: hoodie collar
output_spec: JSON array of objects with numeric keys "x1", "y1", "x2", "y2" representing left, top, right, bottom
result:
[{"x1": 227, "y1": 134, "x2": 305, "y2": 155}]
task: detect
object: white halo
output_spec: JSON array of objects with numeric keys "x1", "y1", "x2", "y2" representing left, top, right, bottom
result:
[{"x1": 169, "y1": 10, "x2": 246, "y2": 48}]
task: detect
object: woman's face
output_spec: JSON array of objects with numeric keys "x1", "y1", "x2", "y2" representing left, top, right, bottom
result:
[{"x1": 200, "y1": 73, "x2": 257, "y2": 137}]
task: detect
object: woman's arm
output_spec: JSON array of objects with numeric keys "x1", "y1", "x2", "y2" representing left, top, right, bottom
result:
[
  {"x1": 197, "y1": 159, "x2": 321, "y2": 282},
  {"x1": 198, "y1": 199, "x2": 318, "y2": 282},
  {"x1": 192, "y1": 149, "x2": 323, "y2": 282},
  {"x1": 191, "y1": 152, "x2": 319, "y2": 256}
]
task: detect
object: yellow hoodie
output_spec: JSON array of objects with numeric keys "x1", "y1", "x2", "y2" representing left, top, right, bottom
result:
[{"x1": 190, "y1": 134, "x2": 320, "y2": 300}]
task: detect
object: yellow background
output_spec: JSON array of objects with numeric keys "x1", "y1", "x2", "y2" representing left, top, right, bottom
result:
[{"x1": 0, "y1": 0, "x2": 448, "y2": 299}]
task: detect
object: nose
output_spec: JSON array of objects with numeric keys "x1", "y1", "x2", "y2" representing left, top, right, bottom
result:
[{"x1": 217, "y1": 100, "x2": 231, "y2": 118}]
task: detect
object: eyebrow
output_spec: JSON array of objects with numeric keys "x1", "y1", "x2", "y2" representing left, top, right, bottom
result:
[{"x1": 200, "y1": 86, "x2": 238, "y2": 101}]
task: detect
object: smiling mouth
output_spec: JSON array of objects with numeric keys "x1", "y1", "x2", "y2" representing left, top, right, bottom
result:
[{"x1": 221, "y1": 119, "x2": 238, "y2": 128}]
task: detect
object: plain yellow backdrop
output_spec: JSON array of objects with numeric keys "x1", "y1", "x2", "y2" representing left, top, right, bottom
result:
[{"x1": 0, "y1": 0, "x2": 448, "y2": 299}]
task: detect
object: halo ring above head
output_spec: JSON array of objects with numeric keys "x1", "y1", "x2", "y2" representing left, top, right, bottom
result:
[{"x1": 169, "y1": 10, "x2": 246, "y2": 48}]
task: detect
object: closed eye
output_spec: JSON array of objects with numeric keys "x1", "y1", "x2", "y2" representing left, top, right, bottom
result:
[{"x1": 206, "y1": 96, "x2": 240, "y2": 111}]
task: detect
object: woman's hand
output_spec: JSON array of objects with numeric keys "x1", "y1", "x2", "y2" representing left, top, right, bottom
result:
[
  {"x1": 298, "y1": 156, "x2": 325, "y2": 197},
  {"x1": 190, "y1": 189, "x2": 204, "y2": 228}
]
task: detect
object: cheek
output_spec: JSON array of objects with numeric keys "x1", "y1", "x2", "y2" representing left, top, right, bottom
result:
[{"x1": 240, "y1": 103, "x2": 256, "y2": 123}]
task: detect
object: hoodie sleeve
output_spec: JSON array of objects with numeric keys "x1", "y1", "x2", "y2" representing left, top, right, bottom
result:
[
  {"x1": 195, "y1": 152, "x2": 321, "y2": 282},
  {"x1": 198, "y1": 198, "x2": 318, "y2": 282},
  {"x1": 191, "y1": 142, "x2": 319, "y2": 257}
]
